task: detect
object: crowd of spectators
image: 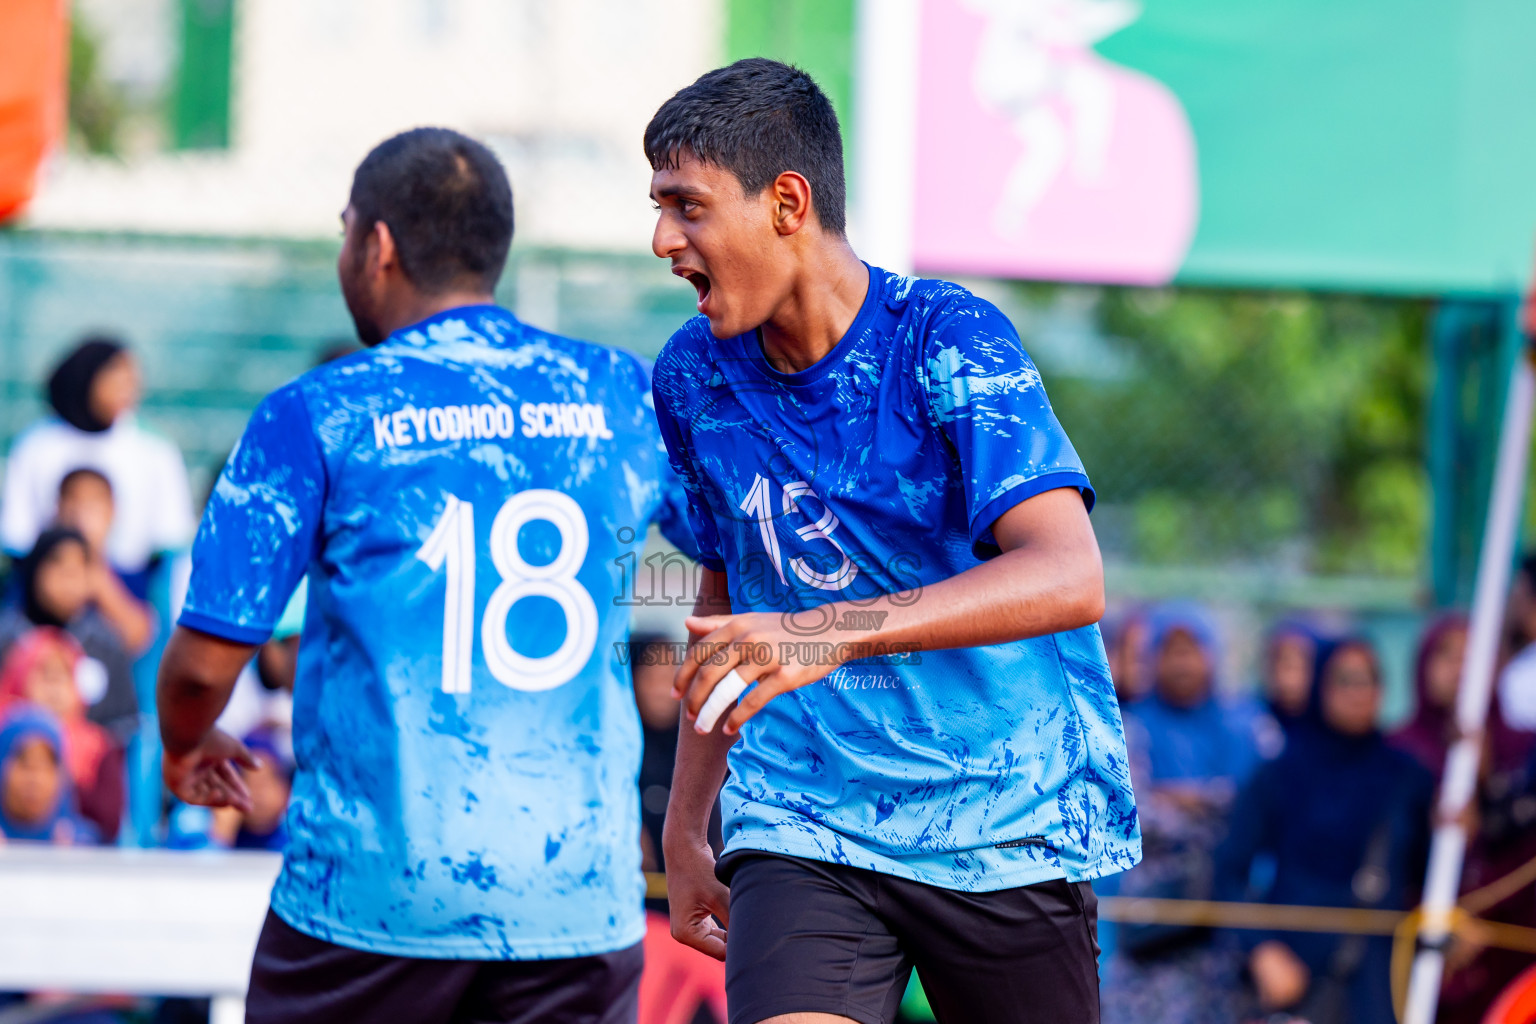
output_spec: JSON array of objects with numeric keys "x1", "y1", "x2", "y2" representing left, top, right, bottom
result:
[
  {"x1": 0, "y1": 337, "x2": 296, "y2": 862},
  {"x1": 1099, "y1": 591, "x2": 1536, "y2": 1024}
]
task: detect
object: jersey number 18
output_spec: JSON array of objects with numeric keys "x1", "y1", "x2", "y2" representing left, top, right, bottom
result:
[{"x1": 416, "y1": 490, "x2": 598, "y2": 694}]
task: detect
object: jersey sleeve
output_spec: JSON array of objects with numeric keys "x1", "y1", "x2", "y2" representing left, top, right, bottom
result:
[
  {"x1": 920, "y1": 296, "x2": 1094, "y2": 559},
  {"x1": 650, "y1": 355, "x2": 725, "y2": 573},
  {"x1": 643, "y1": 401, "x2": 704, "y2": 563},
  {"x1": 178, "y1": 383, "x2": 326, "y2": 645}
]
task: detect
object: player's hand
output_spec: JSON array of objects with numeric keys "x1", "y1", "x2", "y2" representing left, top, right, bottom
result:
[
  {"x1": 1250, "y1": 939, "x2": 1310, "y2": 1010},
  {"x1": 675, "y1": 611, "x2": 845, "y2": 735},
  {"x1": 664, "y1": 837, "x2": 730, "y2": 961},
  {"x1": 163, "y1": 728, "x2": 258, "y2": 813}
]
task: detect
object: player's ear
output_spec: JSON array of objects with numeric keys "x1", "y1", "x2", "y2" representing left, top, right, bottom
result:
[
  {"x1": 372, "y1": 221, "x2": 401, "y2": 276},
  {"x1": 770, "y1": 171, "x2": 812, "y2": 237}
]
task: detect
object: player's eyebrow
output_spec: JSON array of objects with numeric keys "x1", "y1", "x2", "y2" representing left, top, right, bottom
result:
[{"x1": 650, "y1": 183, "x2": 709, "y2": 203}]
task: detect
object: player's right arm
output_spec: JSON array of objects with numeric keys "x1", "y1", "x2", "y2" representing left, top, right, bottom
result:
[
  {"x1": 662, "y1": 566, "x2": 736, "y2": 961},
  {"x1": 157, "y1": 382, "x2": 324, "y2": 811}
]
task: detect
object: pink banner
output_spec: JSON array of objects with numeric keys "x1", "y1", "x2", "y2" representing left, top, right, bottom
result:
[{"x1": 914, "y1": 0, "x2": 1199, "y2": 285}]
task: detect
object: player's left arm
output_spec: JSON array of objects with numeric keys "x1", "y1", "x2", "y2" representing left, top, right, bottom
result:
[{"x1": 676, "y1": 486, "x2": 1102, "y2": 734}]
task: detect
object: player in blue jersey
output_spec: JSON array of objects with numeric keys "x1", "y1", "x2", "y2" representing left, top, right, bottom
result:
[
  {"x1": 643, "y1": 61, "x2": 1140, "y2": 1024},
  {"x1": 156, "y1": 128, "x2": 696, "y2": 1024}
]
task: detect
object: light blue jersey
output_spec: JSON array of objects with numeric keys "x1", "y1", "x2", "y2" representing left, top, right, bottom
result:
[
  {"x1": 181, "y1": 305, "x2": 695, "y2": 958},
  {"x1": 651, "y1": 266, "x2": 1140, "y2": 892}
]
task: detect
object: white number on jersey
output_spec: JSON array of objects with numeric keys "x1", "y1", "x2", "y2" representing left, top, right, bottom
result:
[
  {"x1": 416, "y1": 489, "x2": 599, "y2": 694},
  {"x1": 739, "y1": 473, "x2": 859, "y2": 591}
]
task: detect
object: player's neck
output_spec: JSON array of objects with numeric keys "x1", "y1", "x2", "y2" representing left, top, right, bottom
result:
[
  {"x1": 758, "y1": 244, "x2": 869, "y2": 374},
  {"x1": 379, "y1": 287, "x2": 497, "y2": 339}
]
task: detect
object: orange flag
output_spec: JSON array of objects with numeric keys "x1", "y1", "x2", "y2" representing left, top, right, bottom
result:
[{"x1": 0, "y1": 0, "x2": 67, "y2": 223}]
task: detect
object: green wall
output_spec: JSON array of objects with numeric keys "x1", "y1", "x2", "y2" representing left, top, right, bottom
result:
[{"x1": 725, "y1": 0, "x2": 856, "y2": 139}]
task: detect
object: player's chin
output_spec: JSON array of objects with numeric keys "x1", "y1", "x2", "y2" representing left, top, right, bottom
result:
[
  {"x1": 703, "y1": 306, "x2": 743, "y2": 339},
  {"x1": 701, "y1": 297, "x2": 757, "y2": 340}
]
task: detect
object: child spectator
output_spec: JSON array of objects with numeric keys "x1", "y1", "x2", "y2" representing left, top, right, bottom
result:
[
  {"x1": 0, "y1": 704, "x2": 98, "y2": 845},
  {"x1": 0, "y1": 628, "x2": 124, "y2": 841},
  {"x1": 210, "y1": 726, "x2": 292, "y2": 852},
  {"x1": 55, "y1": 468, "x2": 154, "y2": 654},
  {"x1": 0, "y1": 528, "x2": 137, "y2": 741},
  {"x1": 0, "y1": 336, "x2": 195, "y2": 599}
]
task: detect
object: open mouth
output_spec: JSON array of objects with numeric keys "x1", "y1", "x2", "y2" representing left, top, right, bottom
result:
[{"x1": 678, "y1": 269, "x2": 712, "y2": 313}]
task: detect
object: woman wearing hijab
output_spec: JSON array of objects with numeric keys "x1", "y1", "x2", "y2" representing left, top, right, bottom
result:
[
  {"x1": 0, "y1": 528, "x2": 137, "y2": 742},
  {"x1": 1216, "y1": 637, "x2": 1433, "y2": 1024},
  {"x1": 0, "y1": 628, "x2": 124, "y2": 841},
  {"x1": 0, "y1": 703, "x2": 98, "y2": 844},
  {"x1": 1391, "y1": 614, "x2": 1532, "y2": 776},
  {"x1": 0, "y1": 335, "x2": 194, "y2": 599},
  {"x1": 1101, "y1": 601, "x2": 1269, "y2": 1024},
  {"x1": 1260, "y1": 617, "x2": 1321, "y2": 737},
  {"x1": 1391, "y1": 615, "x2": 1536, "y2": 1024}
]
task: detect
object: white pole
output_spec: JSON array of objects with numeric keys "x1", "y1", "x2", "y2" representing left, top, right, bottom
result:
[
  {"x1": 1403, "y1": 334, "x2": 1536, "y2": 1024},
  {"x1": 852, "y1": 0, "x2": 920, "y2": 275}
]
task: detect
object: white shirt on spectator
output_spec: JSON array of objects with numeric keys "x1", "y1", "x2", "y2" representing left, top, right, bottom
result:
[
  {"x1": 0, "y1": 413, "x2": 195, "y2": 571},
  {"x1": 1498, "y1": 643, "x2": 1536, "y2": 732}
]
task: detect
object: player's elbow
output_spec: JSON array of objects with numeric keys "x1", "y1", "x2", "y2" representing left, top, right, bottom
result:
[{"x1": 1061, "y1": 546, "x2": 1105, "y2": 631}]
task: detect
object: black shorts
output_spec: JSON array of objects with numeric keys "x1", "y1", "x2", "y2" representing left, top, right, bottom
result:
[
  {"x1": 246, "y1": 908, "x2": 643, "y2": 1024},
  {"x1": 718, "y1": 852, "x2": 1100, "y2": 1024}
]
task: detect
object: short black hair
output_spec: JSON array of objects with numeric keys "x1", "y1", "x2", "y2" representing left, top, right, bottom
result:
[
  {"x1": 59, "y1": 467, "x2": 112, "y2": 499},
  {"x1": 644, "y1": 58, "x2": 847, "y2": 235},
  {"x1": 349, "y1": 127, "x2": 514, "y2": 293}
]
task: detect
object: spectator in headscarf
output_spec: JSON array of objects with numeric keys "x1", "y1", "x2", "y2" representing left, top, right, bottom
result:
[
  {"x1": 1101, "y1": 601, "x2": 1267, "y2": 1024},
  {"x1": 0, "y1": 628, "x2": 124, "y2": 841},
  {"x1": 1394, "y1": 614, "x2": 1532, "y2": 777},
  {"x1": 1102, "y1": 605, "x2": 1150, "y2": 705},
  {"x1": 0, "y1": 528, "x2": 137, "y2": 741},
  {"x1": 1393, "y1": 615, "x2": 1536, "y2": 1024},
  {"x1": 1260, "y1": 617, "x2": 1321, "y2": 738},
  {"x1": 0, "y1": 704, "x2": 98, "y2": 845},
  {"x1": 1217, "y1": 637, "x2": 1433, "y2": 1024},
  {"x1": 0, "y1": 335, "x2": 194, "y2": 599}
]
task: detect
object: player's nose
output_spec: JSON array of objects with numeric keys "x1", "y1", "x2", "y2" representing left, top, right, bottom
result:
[{"x1": 652, "y1": 215, "x2": 685, "y2": 260}]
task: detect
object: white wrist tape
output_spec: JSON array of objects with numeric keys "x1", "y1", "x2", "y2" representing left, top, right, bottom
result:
[{"x1": 694, "y1": 667, "x2": 751, "y2": 734}]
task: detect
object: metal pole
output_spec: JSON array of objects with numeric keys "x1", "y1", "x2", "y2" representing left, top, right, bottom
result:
[{"x1": 1403, "y1": 299, "x2": 1536, "y2": 1024}]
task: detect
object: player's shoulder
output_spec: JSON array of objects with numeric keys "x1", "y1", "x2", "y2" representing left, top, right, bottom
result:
[
  {"x1": 887, "y1": 272, "x2": 1013, "y2": 344},
  {"x1": 652, "y1": 315, "x2": 717, "y2": 401},
  {"x1": 655, "y1": 315, "x2": 714, "y2": 371}
]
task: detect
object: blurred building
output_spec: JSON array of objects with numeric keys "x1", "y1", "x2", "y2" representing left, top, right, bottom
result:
[{"x1": 29, "y1": 0, "x2": 721, "y2": 248}]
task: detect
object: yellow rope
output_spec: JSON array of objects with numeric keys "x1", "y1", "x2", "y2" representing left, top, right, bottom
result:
[
  {"x1": 1460, "y1": 849, "x2": 1536, "y2": 916},
  {"x1": 1096, "y1": 896, "x2": 1405, "y2": 935}
]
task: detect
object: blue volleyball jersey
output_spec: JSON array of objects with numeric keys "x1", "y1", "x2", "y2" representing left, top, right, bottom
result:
[
  {"x1": 180, "y1": 305, "x2": 696, "y2": 958},
  {"x1": 651, "y1": 266, "x2": 1140, "y2": 891}
]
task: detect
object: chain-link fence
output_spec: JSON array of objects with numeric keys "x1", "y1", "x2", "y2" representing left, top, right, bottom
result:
[{"x1": 0, "y1": 231, "x2": 1445, "y2": 710}]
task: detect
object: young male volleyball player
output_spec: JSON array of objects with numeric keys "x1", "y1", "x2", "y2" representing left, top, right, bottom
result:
[
  {"x1": 158, "y1": 127, "x2": 695, "y2": 1024},
  {"x1": 646, "y1": 59, "x2": 1140, "y2": 1024}
]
